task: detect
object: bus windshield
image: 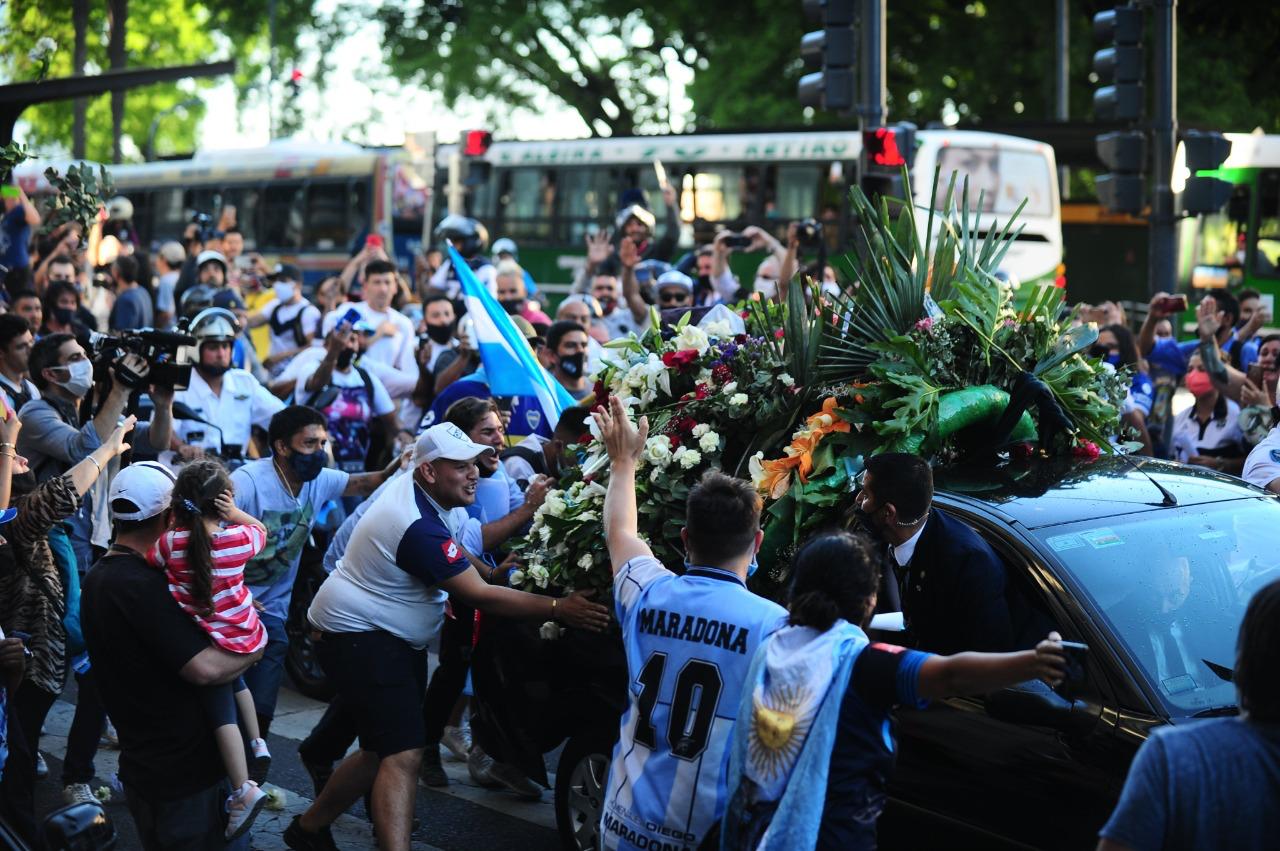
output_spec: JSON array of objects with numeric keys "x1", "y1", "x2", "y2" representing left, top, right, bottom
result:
[{"x1": 933, "y1": 146, "x2": 1053, "y2": 218}]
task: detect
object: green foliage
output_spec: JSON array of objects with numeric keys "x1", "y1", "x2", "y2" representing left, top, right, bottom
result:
[
  {"x1": 0, "y1": 143, "x2": 30, "y2": 182},
  {"x1": 43, "y1": 162, "x2": 114, "y2": 235}
]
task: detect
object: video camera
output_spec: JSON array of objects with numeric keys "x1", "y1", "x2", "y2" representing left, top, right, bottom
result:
[
  {"x1": 795, "y1": 218, "x2": 824, "y2": 250},
  {"x1": 88, "y1": 325, "x2": 197, "y2": 391},
  {"x1": 190, "y1": 211, "x2": 214, "y2": 242}
]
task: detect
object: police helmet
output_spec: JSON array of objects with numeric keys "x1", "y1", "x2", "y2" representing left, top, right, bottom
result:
[
  {"x1": 188, "y1": 307, "x2": 241, "y2": 345},
  {"x1": 491, "y1": 237, "x2": 519, "y2": 260},
  {"x1": 615, "y1": 203, "x2": 656, "y2": 232},
  {"x1": 106, "y1": 195, "x2": 134, "y2": 221},
  {"x1": 434, "y1": 215, "x2": 490, "y2": 259},
  {"x1": 195, "y1": 249, "x2": 228, "y2": 273}
]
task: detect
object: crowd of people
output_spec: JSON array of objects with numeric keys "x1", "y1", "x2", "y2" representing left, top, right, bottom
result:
[{"x1": 0, "y1": 175, "x2": 1275, "y2": 851}]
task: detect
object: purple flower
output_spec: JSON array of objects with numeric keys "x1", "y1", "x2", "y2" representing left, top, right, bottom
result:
[{"x1": 914, "y1": 317, "x2": 934, "y2": 332}]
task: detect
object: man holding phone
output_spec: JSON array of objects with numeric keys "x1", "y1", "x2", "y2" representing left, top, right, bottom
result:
[
  {"x1": 0, "y1": 180, "x2": 41, "y2": 273},
  {"x1": 325, "y1": 259, "x2": 418, "y2": 403}
]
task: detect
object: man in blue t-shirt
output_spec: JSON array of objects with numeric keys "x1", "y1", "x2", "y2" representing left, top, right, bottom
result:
[
  {"x1": 106, "y1": 255, "x2": 153, "y2": 331},
  {"x1": 592, "y1": 395, "x2": 788, "y2": 851},
  {"x1": 1098, "y1": 578, "x2": 1280, "y2": 851},
  {"x1": 0, "y1": 183, "x2": 40, "y2": 272}
]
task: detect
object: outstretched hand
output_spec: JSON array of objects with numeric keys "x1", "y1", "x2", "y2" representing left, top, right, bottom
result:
[
  {"x1": 1032, "y1": 631, "x2": 1067, "y2": 687},
  {"x1": 592, "y1": 394, "x2": 647, "y2": 465},
  {"x1": 556, "y1": 589, "x2": 611, "y2": 632}
]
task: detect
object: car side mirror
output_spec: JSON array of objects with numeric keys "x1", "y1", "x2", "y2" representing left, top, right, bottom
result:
[
  {"x1": 41, "y1": 801, "x2": 116, "y2": 850},
  {"x1": 984, "y1": 678, "x2": 1099, "y2": 736}
]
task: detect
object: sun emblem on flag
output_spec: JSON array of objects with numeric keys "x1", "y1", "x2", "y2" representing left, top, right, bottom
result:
[{"x1": 747, "y1": 682, "x2": 812, "y2": 781}]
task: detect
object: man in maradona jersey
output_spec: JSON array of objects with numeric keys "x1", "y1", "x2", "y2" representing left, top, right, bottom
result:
[{"x1": 593, "y1": 395, "x2": 787, "y2": 851}]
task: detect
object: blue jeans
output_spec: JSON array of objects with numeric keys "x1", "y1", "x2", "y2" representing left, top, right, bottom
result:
[{"x1": 241, "y1": 613, "x2": 287, "y2": 721}]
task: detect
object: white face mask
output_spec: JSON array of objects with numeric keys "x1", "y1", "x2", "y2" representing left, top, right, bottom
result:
[
  {"x1": 754, "y1": 277, "x2": 778, "y2": 299},
  {"x1": 273, "y1": 282, "x2": 296, "y2": 303},
  {"x1": 57, "y1": 359, "x2": 94, "y2": 398}
]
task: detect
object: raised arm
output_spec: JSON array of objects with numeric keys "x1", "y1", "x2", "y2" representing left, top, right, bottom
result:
[
  {"x1": 916, "y1": 632, "x2": 1066, "y2": 700},
  {"x1": 617, "y1": 237, "x2": 650, "y2": 325},
  {"x1": 1195, "y1": 295, "x2": 1250, "y2": 401},
  {"x1": 1137, "y1": 292, "x2": 1174, "y2": 358},
  {"x1": 593, "y1": 394, "x2": 653, "y2": 572}
]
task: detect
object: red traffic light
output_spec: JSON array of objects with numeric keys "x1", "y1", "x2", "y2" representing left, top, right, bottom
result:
[
  {"x1": 289, "y1": 68, "x2": 304, "y2": 84},
  {"x1": 463, "y1": 130, "x2": 493, "y2": 157},
  {"x1": 864, "y1": 127, "x2": 905, "y2": 167}
]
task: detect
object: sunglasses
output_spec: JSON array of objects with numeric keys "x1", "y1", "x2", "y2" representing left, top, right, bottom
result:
[{"x1": 659, "y1": 290, "x2": 690, "y2": 303}]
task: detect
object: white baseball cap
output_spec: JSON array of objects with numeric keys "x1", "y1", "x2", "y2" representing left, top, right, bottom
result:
[
  {"x1": 411, "y1": 423, "x2": 496, "y2": 467},
  {"x1": 109, "y1": 461, "x2": 177, "y2": 521}
]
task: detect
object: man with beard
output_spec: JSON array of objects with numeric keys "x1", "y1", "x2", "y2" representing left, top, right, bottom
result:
[
  {"x1": 854, "y1": 452, "x2": 1014, "y2": 655},
  {"x1": 172, "y1": 308, "x2": 284, "y2": 467},
  {"x1": 544, "y1": 321, "x2": 591, "y2": 401},
  {"x1": 495, "y1": 261, "x2": 550, "y2": 326}
]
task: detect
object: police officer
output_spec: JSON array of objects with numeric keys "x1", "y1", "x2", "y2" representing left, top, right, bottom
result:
[
  {"x1": 172, "y1": 308, "x2": 284, "y2": 468},
  {"x1": 429, "y1": 215, "x2": 496, "y2": 298}
]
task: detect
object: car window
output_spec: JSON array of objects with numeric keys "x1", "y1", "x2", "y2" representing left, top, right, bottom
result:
[{"x1": 1033, "y1": 500, "x2": 1277, "y2": 717}]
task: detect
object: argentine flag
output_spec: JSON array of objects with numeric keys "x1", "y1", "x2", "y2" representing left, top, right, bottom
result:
[{"x1": 449, "y1": 245, "x2": 576, "y2": 428}]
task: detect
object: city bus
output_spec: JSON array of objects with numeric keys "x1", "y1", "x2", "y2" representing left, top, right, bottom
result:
[
  {"x1": 13, "y1": 136, "x2": 435, "y2": 287},
  {"x1": 437, "y1": 128, "x2": 1063, "y2": 291},
  {"x1": 1175, "y1": 131, "x2": 1280, "y2": 317}
]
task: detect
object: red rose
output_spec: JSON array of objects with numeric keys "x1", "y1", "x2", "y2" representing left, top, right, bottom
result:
[
  {"x1": 735, "y1": 334, "x2": 749, "y2": 344},
  {"x1": 1071, "y1": 440, "x2": 1101, "y2": 460},
  {"x1": 694, "y1": 384, "x2": 710, "y2": 400},
  {"x1": 662, "y1": 350, "x2": 700, "y2": 371},
  {"x1": 1010, "y1": 442, "x2": 1034, "y2": 460},
  {"x1": 712, "y1": 364, "x2": 733, "y2": 384},
  {"x1": 775, "y1": 329, "x2": 785, "y2": 339}
]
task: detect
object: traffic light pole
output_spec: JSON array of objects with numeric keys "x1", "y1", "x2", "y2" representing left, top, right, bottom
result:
[
  {"x1": 1148, "y1": 0, "x2": 1177, "y2": 297},
  {"x1": 858, "y1": 0, "x2": 887, "y2": 129}
]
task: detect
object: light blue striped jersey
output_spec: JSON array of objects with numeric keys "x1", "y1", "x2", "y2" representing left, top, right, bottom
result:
[{"x1": 603, "y1": 556, "x2": 788, "y2": 851}]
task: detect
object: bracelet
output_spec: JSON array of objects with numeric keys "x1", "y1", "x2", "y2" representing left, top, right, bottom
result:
[
  {"x1": 0, "y1": 443, "x2": 13, "y2": 452},
  {"x1": 87, "y1": 455, "x2": 103, "y2": 475},
  {"x1": 551, "y1": 597, "x2": 558, "y2": 621},
  {"x1": 0, "y1": 449, "x2": 13, "y2": 459}
]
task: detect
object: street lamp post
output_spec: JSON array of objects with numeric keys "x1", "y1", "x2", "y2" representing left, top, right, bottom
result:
[{"x1": 146, "y1": 97, "x2": 202, "y2": 161}]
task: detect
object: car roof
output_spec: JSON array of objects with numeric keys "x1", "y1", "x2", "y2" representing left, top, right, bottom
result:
[{"x1": 933, "y1": 456, "x2": 1268, "y2": 530}]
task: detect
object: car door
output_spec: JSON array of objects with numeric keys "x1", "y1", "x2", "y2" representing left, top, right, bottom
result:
[{"x1": 878, "y1": 508, "x2": 1137, "y2": 850}]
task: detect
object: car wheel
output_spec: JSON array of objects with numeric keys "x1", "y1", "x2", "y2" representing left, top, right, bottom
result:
[
  {"x1": 555, "y1": 729, "x2": 616, "y2": 851},
  {"x1": 284, "y1": 558, "x2": 334, "y2": 701}
]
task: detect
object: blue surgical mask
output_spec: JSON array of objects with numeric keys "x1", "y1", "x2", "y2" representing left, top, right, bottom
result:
[
  {"x1": 747, "y1": 554, "x2": 759, "y2": 578},
  {"x1": 1104, "y1": 353, "x2": 1122, "y2": 368}
]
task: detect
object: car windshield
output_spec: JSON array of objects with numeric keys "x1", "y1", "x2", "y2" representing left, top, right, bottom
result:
[{"x1": 1035, "y1": 499, "x2": 1279, "y2": 717}]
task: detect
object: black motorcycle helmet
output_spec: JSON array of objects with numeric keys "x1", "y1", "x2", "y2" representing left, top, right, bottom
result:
[{"x1": 434, "y1": 214, "x2": 490, "y2": 260}]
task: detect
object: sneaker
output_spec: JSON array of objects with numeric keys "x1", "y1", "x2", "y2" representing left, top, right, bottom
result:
[
  {"x1": 62, "y1": 783, "x2": 97, "y2": 806},
  {"x1": 35, "y1": 751, "x2": 48, "y2": 779},
  {"x1": 420, "y1": 746, "x2": 448, "y2": 787},
  {"x1": 224, "y1": 780, "x2": 267, "y2": 840},
  {"x1": 249, "y1": 737, "x2": 272, "y2": 785},
  {"x1": 487, "y1": 761, "x2": 543, "y2": 801},
  {"x1": 441, "y1": 725, "x2": 471, "y2": 762},
  {"x1": 467, "y1": 746, "x2": 500, "y2": 788},
  {"x1": 300, "y1": 756, "x2": 333, "y2": 800},
  {"x1": 283, "y1": 815, "x2": 340, "y2": 851}
]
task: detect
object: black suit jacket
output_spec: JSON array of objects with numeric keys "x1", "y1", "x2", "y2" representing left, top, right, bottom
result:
[{"x1": 898, "y1": 508, "x2": 1015, "y2": 656}]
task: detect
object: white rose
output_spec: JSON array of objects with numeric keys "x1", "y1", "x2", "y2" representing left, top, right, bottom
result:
[
  {"x1": 508, "y1": 569, "x2": 526, "y2": 587},
  {"x1": 702, "y1": 319, "x2": 733, "y2": 338},
  {"x1": 692, "y1": 423, "x2": 710, "y2": 438},
  {"x1": 779, "y1": 373, "x2": 795, "y2": 387},
  {"x1": 730, "y1": 393, "x2": 749, "y2": 406},
  {"x1": 748, "y1": 451, "x2": 766, "y2": 491},
  {"x1": 529, "y1": 565, "x2": 551, "y2": 588},
  {"x1": 643, "y1": 435, "x2": 673, "y2": 466},
  {"x1": 539, "y1": 621, "x2": 564, "y2": 640},
  {"x1": 721, "y1": 381, "x2": 738, "y2": 395},
  {"x1": 698, "y1": 431, "x2": 720, "y2": 453},
  {"x1": 543, "y1": 492, "x2": 567, "y2": 518},
  {"x1": 577, "y1": 553, "x2": 594, "y2": 570},
  {"x1": 673, "y1": 324, "x2": 711, "y2": 355},
  {"x1": 538, "y1": 525, "x2": 552, "y2": 544},
  {"x1": 675, "y1": 447, "x2": 702, "y2": 469},
  {"x1": 576, "y1": 510, "x2": 599, "y2": 522},
  {"x1": 649, "y1": 467, "x2": 663, "y2": 482}
]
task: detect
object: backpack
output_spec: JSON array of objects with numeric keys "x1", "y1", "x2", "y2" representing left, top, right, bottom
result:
[
  {"x1": 269, "y1": 302, "x2": 310, "y2": 348},
  {"x1": 303, "y1": 366, "x2": 374, "y2": 412}
]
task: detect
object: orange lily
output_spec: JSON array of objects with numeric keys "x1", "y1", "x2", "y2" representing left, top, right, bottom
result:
[{"x1": 758, "y1": 454, "x2": 802, "y2": 499}]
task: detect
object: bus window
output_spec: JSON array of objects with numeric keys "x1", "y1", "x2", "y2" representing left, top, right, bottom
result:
[
  {"x1": 685, "y1": 167, "x2": 744, "y2": 224},
  {"x1": 261, "y1": 182, "x2": 305, "y2": 250},
  {"x1": 558, "y1": 168, "x2": 614, "y2": 242},
  {"x1": 933, "y1": 147, "x2": 1052, "y2": 217},
  {"x1": 220, "y1": 187, "x2": 261, "y2": 249},
  {"x1": 148, "y1": 188, "x2": 186, "y2": 242},
  {"x1": 775, "y1": 165, "x2": 821, "y2": 219},
  {"x1": 499, "y1": 168, "x2": 553, "y2": 241},
  {"x1": 304, "y1": 181, "x2": 354, "y2": 250},
  {"x1": 1192, "y1": 186, "x2": 1248, "y2": 270},
  {"x1": 1255, "y1": 170, "x2": 1280, "y2": 277},
  {"x1": 185, "y1": 188, "x2": 222, "y2": 223}
]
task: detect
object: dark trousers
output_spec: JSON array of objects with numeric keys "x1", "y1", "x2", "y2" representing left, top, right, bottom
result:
[
  {"x1": 3, "y1": 683, "x2": 59, "y2": 842},
  {"x1": 298, "y1": 695, "x2": 360, "y2": 767},
  {"x1": 124, "y1": 779, "x2": 247, "y2": 851},
  {"x1": 421, "y1": 601, "x2": 474, "y2": 746},
  {"x1": 62, "y1": 669, "x2": 107, "y2": 785}
]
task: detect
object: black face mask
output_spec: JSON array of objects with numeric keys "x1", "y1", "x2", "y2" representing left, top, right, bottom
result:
[
  {"x1": 425, "y1": 321, "x2": 456, "y2": 344},
  {"x1": 851, "y1": 501, "x2": 886, "y2": 544},
  {"x1": 558, "y1": 351, "x2": 586, "y2": 379},
  {"x1": 336, "y1": 349, "x2": 356, "y2": 370},
  {"x1": 53, "y1": 306, "x2": 76, "y2": 326},
  {"x1": 499, "y1": 298, "x2": 524, "y2": 316},
  {"x1": 288, "y1": 449, "x2": 327, "y2": 483}
]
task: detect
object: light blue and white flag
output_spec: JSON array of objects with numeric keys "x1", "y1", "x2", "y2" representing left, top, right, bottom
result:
[{"x1": 448, "y1": 245, "x2": 576, "y2": 428}]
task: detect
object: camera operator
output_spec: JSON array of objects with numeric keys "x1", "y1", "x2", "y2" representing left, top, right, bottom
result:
[
  {"x1": 172, "y1": 309, "x2": 284, "y2": 466},
  {"x1": 711, "y1": 226, "x2": 788, "y2": 304},
  {"x1": 19, "y1": 335, "x2": 174, "y2": 573}
]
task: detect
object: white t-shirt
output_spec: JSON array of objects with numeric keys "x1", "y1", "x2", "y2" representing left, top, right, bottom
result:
[
  {"x1": 324, "y1": 303, "x2": 416, "y2": 373},
  {"x1": 1243, "y1": 426, "x2": 1280, "y2": 491},
  {"x1": 1170, "y1": 397, "x2": 1243, "y2": 464},
  {"x1": 231, "y1": 460, "x2": 350, "y2": 623},
  {"x1": 259, "y1": 298, "x2": 322, "y2": 358},
  {"x1": 293, "y1": 360, "x2": 395, "y2": 470}
]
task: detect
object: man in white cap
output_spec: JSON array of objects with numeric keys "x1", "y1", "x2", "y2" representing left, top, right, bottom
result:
[
  {"x1": 82, "y1": 461, "x2": 261, "y2": 850},
  {"x1": 285, "y1": 423, "x2": 610, "y2": 851}
]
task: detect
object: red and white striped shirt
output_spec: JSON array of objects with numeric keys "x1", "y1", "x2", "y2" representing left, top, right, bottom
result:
[{"x1": 150, "y1": 524, "x2": 268, "y2": 654}]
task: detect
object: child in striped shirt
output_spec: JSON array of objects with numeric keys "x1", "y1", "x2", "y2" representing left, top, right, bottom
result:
[{"x1": 149, "y1": 459, "x2": 272, "y2": 839}]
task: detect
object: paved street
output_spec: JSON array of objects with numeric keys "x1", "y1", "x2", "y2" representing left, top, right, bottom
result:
[{"x1": 34, "y1": 676, "x2": 564, "y2": 850}]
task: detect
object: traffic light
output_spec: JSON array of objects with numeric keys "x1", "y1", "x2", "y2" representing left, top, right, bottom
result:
[
  {"x1": 461, "y1": 129, "x2": 493, "y2": 185},
  {"x1": 797, "y1": 0, "x2": 855, "y2": 113},
  {"x1": 1182, "y1": 130, "x2": 1233, "y2": 215},
  {"x1": 860, "y1": 123, "x2": 916, "y2": 203},
  {"x1": 1092, "y1": 6, "x2": 1144, "y2": 121},
  {"x1": 1096, "y1": 131, "x2": 1146, "y2": 214}
]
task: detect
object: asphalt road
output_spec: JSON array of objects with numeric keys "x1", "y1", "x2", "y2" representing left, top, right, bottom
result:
[{"x1": 34, "y1": 677, "x2": 564, "y2": 851}]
